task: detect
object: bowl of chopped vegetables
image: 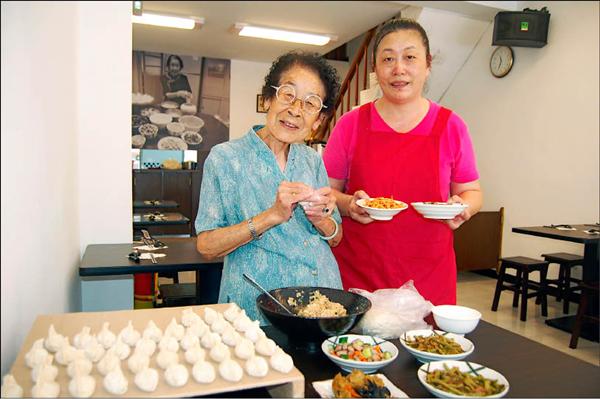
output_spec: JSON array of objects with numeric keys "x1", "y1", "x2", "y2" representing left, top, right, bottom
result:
[
  {"x1": 400, "y1": 329, "x2": 474, "y2": 363},
  {"x1": 321, "y1": 334, "x2": 398, "y2": 374},
  {"x1": 418, "y1": 361, "x2": 509, "y2": 398}
]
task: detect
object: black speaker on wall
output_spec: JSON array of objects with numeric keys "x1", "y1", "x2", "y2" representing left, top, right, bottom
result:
[{"x1": 493, "y1": 7, "x2": 550, "y2": 48}]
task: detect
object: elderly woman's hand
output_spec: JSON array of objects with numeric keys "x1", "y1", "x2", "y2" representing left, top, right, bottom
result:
[
  {"x1": 348, "y1": 190, "x2": 375, "y2": 224},
  {"x1": 303, "y1": 186, "x2": 336, "y2": 225},
  {"x1": 268, "y1": 181, "x2": 313, "y2": 225}
]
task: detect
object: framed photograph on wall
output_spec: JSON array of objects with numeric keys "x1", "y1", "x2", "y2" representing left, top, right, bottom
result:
[{"x1": 256, "y1": 94, "x2": 268, "y2": 113}]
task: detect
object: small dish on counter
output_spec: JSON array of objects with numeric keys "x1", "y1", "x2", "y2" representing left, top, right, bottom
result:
[
  {"x1": 157, "y1": 136, "x2": 188, "y2": 151},
  {"x1": 131, "y1": 134, "x2": 146, "y2": 149},
  {"x1": 432, "y1": 305, "x2": 481, "y2": 335},
  {"x1": 166, "y1": 122, "x2": 185, "y2": 137},
  {"x1": 161, "y1": 100, "x2": 179, "y2": 109},
  {"x1": 321, "y1": 334, "x2": 398, "y2": 374},
  {"x1": 182, "y1": 131, "x2": 203, "y2": 145},
  {"x1": 312, "y1": 371, "x2": 408, "y2": 398},
  {"x1": 138, "y1": 123, "x2": 158, "y2": 138},
  {"x1": 180, "y1": 115, "x2": 205, "y2": 132},
  {"x1": 149, "y1": 112, "x2": 173, "y2": 129},
  {"x1": 400, "y1": 329, "x2": 474, "y2": 363}
]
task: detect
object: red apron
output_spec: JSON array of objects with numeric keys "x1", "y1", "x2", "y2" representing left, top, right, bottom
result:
[{"x1": 333, "y1": 102, "x2": 456, "y2": 305}]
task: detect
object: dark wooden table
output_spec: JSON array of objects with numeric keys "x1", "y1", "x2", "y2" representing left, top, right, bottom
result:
[
  {"x1": 512, "y1": 224, "x2": 599, "y2": 341},
  {"x1": 79, "y1": 237, "x2": 222, "y2": 311},
  {"x1": 261, "y1": 320, "x2": 600, "y2": 398},
  {"x1": 133, "y1": 200, "x2": 179, "y2": 209}
]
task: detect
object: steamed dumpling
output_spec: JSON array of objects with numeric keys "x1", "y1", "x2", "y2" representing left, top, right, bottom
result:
[
  {"x1": 233, "y1": 314, "x2": 253, "y2": 332},
  {"x1": 44, "y1": 325, "x2": 66, "y2": 353},
  {"x1": 55, "y1": 338, "x2": 79, "y2": 366},
  {"x1": 103, "y1": 365, "x2": 128, "y2": 395},
  {"x1": 97, "y1": 322, "x2": 116, "y2": 349},
  {"x1": 223, "y1": 303, "x2": 241, "y2": 322},
  {"x1": 244, "y1": 322, "x2": 266, "y2": 343},
  {"x1": 158, "y1": 335, "x2": 179, "y2": 353},
  {"x1": 165, "y1": 318, "x2": 185, "y2": 341},
  {"x1": 73, "y1": 326, "x2": 94, "y2": 350},
  {"x1": 1, "y1": 374, "x2": 24, "y2": 398},
  {"x1": 234, "y1": 338, "x2": 255, "y2": 360},
  {"x1": 255, "y1": 337, "x2": 277, "y2": 357},
  {"x1": 186, "y1": 319, "x2": 209, "y2": 338},
  {"x1": 210, "y1": 314, "x2": 229, "y2": 334},
  {"x1": 192, "y1": 360, "x2": 216, "y2": 384},
  {"x1": 184, "y1": 346, "x2": 205, "y2": 365},
  {"x1": 96, "y1": 349, "x2": 120, "y2": 376},
  {"x1": 127, "y1": 352, "x2": 150, "y2": 374},
  {"x1": 25, "y1": 339, "x2": 50, "y2": 369},
  {"x1": 84, "y1": 338, "x2": 105, "y2": 363},
  {"x1": 119, "y1": 320, "x2": 141, "y2": 347},
  {"x1": 142, "y1": 320, "x2": 162, "y2": 343},
  {"x1": 134, "y1": 337, "x2": 157, "y2": 357},
  {"x1": 203, "y1": 307, "x2": 218, "y2": 325},
  {"x1": 134, "y1": 367, "x2": 159, "y2": 393},
  {"x1": 181, "y1": 308, "x2": 201, "y2": 327},
  {"x1": 156, "y1": 349, "x2": 179, "y2": 370},
  {"x1": 31, "y1": 354, "x2": 58, "y2": 383},
  {"x1": 67, "y1": 357, "x2": 93, "y2": 378},
  {"x1": 112, "y1": 336, "x2": 131, "y2": 360},
  {"x1": 218, "y1": 358, "x2": 243, "y2": 382},
  {"x1": 31, "y1": 379, "x2": 60, "y2": 398},
  {"x1": 270, "y1": 350, "x2": 294, "y2": 373},
  {"x1": 200, "y1": 332, "x2": 221, "y2": 349},
  {"x1": 245, "y1": 355, "x2": 269, "y2": 378},
  {"x1": 209, "y1": 342, "x2": 231, "y2": 363},
  {"x1": 180, "y1": 333, "x2": 200, "y2": 352},
  {"x1": 164, "y1": 363, "x2": 189, "y2": 387},
  {"x1": 221, "y1": 326, "x2": 242, "y2": 347},
  {"x1": 68, "y1": 373, "x2": 95, "y2": 398}
]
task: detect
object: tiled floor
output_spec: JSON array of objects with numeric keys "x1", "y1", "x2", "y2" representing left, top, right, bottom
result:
[{"x1": 457, "y1": 271, "x2": 599, "y2": 366}]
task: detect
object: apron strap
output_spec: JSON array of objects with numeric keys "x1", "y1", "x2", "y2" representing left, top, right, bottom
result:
[{"x1": 431, "y1": 106, "x2": 452, "y2": 138}]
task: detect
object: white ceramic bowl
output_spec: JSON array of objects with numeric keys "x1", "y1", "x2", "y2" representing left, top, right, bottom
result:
[
  {"x1": 131, "y1": 134, "x2": 146, "y2": 149},
  {"x1": 417, "y1": 360, "x2": 509, "y2": 398},
  {"x1": 138, "y1": 123, "x2": 158, "y2": 138},
  {"x1": 161, "y1": 100, "x2": 179, "y2": 109},
  {"x1": 411, "y1": 202, "x2": 468, "y2": 220},
  {"x1": 432, "y1": 305, "x2": 481, "y2": 335},
  {"x1": 180, "y1": 103, "x2": 197, "y2": 115},
  {"x1": 400, "y1": 329, "x2": 474, "y2": 363},
  {"x1": 166, "y1": 122, "x2": 186, "y2": 137},
  {"x1": 321, "y1": 334, "x2": 398, "y2": 374},
  {"x1": 182, "y1": 131, "x2": 203, "y2": 145},
  {"x1": 180, "y1": 115, "x2": 205, "y2": 132},
  {"x1": 356, "y1": 198, "x2": 408, "y2": 221},
  {"x1": 149, "y1": 112, "x2": 173, "y2": 128}
]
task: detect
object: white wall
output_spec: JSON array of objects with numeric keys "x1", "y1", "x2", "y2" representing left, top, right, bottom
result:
[
  {"x1": 441, "y1": 2, "x2": 599, "y2": 264},
  {"x1": 0, "y1": 1, "x2": 131, "y2": 376}
]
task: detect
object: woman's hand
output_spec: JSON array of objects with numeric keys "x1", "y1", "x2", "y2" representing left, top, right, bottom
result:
[
  {"x1": 303, "y1": 186, "x2": 336, "y2": 225},
  {"x1": 445, "y1": 195, "x2": 473, "y2": 230},
  {"x1": 267, "y1": 181, "x2": 312, "y2": 225},
  {"x1": 348, "y1": 190, "x2": 375, "y2": 224}
]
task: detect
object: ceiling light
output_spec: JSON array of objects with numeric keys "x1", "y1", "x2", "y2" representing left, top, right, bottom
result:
[
  {"x1": 132, "y1": 12, "x2": 204, "y2": 30},
  {"x1": 234, "y1": 23, "x2": 336, "y2": 46}
]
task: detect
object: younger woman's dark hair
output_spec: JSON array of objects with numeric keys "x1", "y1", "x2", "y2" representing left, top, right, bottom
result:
[
  {"x1": 166, "y1": 54, "x2": 184, "y2": 70},
  {"x1": 372, "y1": 18, "x2": 432, "y2": 68},
  {"x1": 261, "y1": 51, "x2": 340, "y2": 116}
]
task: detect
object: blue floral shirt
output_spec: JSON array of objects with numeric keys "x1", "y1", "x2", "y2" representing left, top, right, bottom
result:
[{"x1": 195, "y1": 126, "x2": 343, "y2": 323}]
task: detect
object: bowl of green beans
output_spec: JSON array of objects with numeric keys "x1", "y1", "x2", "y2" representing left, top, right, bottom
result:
[{"x1": 400, "y1": 329, "x2": 474, "y2": 363}]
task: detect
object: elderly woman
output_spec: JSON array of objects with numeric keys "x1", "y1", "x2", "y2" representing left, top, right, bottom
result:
[{"x1": 195, "y1": 51, "x2": 343, "y2": 322}]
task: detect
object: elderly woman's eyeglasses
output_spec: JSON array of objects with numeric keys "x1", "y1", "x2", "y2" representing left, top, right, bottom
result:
[{"x1": 271, "y1": 85, "x2": 327, "y2": 115}]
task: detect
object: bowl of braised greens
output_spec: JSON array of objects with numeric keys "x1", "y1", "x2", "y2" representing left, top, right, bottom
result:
[
  {"x1": 322, "y1": 334, "x2": 398, "y2": 374},
  {"x1": 400, "y1": 329, "x2": 474, "y2": 363},
  {"x1": 418, "y1": 361, "x2": 509, "y2": 398}
]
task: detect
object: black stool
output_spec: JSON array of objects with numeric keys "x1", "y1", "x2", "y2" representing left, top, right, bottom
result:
[
  {"x1": 492, "y1": 256, "x2": 549, "y2": 321},
  {"x1": 158, "y1": 283, "x2": 197, "y2": 307},
  {"x1": 570, "y1": 281, "x2": 599, "y2": 349},
  {"x1": 542, "y1": 252, "x2": 583, "y2": 314}
]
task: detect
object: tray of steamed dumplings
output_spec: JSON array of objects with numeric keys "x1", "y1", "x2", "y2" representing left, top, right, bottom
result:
[{"x1": 4, "y1": 303, "x2": 304, "y2": 397}]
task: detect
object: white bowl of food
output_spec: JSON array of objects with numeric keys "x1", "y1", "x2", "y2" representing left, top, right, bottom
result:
[
  {"x1": 149, "y1": 112, "x2": 173, "y2": 129},
  {"x1": 161, "y1": 100, "x2": 179, "y2": 110},
  {"x1": 157, "y1": 136, "x2": 188, "y2": 151},
  {"x1": 182, "y1": 131, "x2": 203, "y2": 146},
  {"x1": 432, "y1": 305, "x2": 481, "y2": 335},
  {"x1": 400, "y1": 329, "x2": 474, "y2": 363},
  {"x1": 180, "y1": 115, "x2": 205, "y2": 132},
  {"x1": 180, "y1": 103, "x2": 197, "y2": 115},
  {"x1": 132, "y1": 92, "x2": 154, "y2": 105},
  {"x1": 166, "y1": 108, "x2": 182, "y2": 120},
  {"x1": 131, "y1": 134, "x2": 146, "y2": 149},
  {"x1": 356, "y1": 198, "x2": 408, "y2": 221},
  {"x1": 411, "y1": 202, "x2": 469, "y2": 220},
  {"x1": 417, "y1": 361, "x2": 509, "y2": 398},
  {"x1": 322, "y1": 334, "x2": 398, "y2": 374},
  {"x1": 138, "y1": 123, "x2": 158, "y2": 139},
  {"x1": 166, "y1": 122, "x2": 186, "y2": 137}
]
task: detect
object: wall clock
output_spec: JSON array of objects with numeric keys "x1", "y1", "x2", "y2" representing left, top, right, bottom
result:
[{"x1": 490, "y1": 46, "x2": 514, "y2": 78}]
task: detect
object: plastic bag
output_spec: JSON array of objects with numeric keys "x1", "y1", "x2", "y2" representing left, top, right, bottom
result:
[{"x1": 349, "y1": 280, "x2": 433, "y2": 339}]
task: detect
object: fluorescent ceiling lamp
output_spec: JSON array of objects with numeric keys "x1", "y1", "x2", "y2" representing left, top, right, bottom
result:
[
  {"x1": 132, "y1": 12, "x2": 204, "y2": 30},
  {"x1": 235, "y1": 23, "x2": 335, "y2": 46}
]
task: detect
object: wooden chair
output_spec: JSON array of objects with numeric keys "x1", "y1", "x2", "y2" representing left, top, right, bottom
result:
[
  {"x1": 569, "y1": 281, "x2": 599, "y2": 349},
  {"x1": 454, "y1": 207, "x2": 504, "y2": 272},
  {"x1": 542, "y1": 252, "x2": 583, "y2": 314},
  {"x1": 491, "y1": 256, "x2": 549, "y2": 322}
]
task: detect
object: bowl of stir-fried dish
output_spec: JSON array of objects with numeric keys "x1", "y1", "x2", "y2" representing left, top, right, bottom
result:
[
  {"x1": 322, "y1": 334, "x2": 398, "y2": 374},
  {"x1": 400, "y1": 329, "x2": 474, "y2": 363},
  {"x1": 418, "y1": 361, "x2": 509, "y2": 398},
  {"x1": 356, "y1": 197, "x2": 408, "y2": 221},
  {"x1": 256, "y1": 287, "x2": 371, "y2": 345}
]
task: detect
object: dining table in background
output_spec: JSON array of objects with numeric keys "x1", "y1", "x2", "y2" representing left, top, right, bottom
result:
[
  {"x1": 512, "y1": 224, "x2": 599, "y2": 342},
  {"x1": 133, "y1": 199, "x2": 179, "y2": 209},
  {"x1": 79, "y1": 237, "x2": 222, "y2": 311}
]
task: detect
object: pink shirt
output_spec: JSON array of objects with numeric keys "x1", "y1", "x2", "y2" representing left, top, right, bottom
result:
[{"x1": 323, "y1": 101, "x2": 479, "y2": 200}]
